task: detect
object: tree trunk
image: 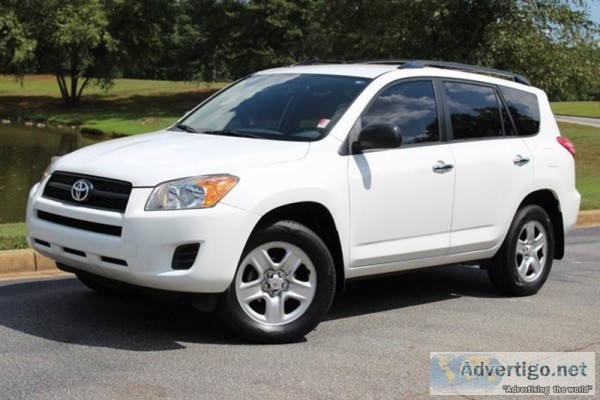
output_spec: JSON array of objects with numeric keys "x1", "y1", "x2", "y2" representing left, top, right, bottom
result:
[
  {"x1": 56, "y1": 74, "x2": 71, "y2": 106},
  {"x1": 55, "y1": 73, "x2": 87, "y2": 107},
  {"x1": 70, "y1": 74, "x2": 79, "y2": 106},
  {"x1": 76, "y1": 77, "x2": 90, "y2": 104}
]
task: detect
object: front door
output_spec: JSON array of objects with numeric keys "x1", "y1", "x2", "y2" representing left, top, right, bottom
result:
[{"x1": 347, "y1": 80, "x2": 455, "y2": 269}]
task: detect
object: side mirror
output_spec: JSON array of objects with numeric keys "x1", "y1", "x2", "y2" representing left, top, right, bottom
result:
[{"x1": 352, "y1": 124, "x2": 402, "y2": 153}]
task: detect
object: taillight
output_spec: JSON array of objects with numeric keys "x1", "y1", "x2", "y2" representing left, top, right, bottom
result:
[{"x1": 557, "y1": 136, "x2": 576, "y2": 159}]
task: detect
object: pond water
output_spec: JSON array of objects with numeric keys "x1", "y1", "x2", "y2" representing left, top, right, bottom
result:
[{"x1": 0, "y1": 123, "x2": 104, "y2": 223}]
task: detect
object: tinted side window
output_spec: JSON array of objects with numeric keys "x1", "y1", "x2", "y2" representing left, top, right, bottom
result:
[
  {"x1": 499, "y1": 86, "x2": 540, "y2": 136},
  {"x1": 444, "y1": 82, "x2": 502, "y2": 140},
  {"x1": 362, "y1": 81, "x2": 439, "y2": 145}
]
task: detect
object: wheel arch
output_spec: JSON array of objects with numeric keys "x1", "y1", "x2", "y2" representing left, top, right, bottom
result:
[
  {"x1": 250, "y1": 202, "x2": 345, "y2": 294},
  {"x1": 518, "y1": 189, "x2": 565, "y2": 260}
]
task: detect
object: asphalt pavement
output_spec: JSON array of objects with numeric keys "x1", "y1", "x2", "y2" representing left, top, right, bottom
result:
[{"x1": 0, "y1": 227, "x2": 599, "y2": 399}]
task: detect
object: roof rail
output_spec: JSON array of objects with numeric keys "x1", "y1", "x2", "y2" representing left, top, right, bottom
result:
[
  {"x1": 292, "y1": 60, "x2": 345, "y2": 66},
  {"x1": 400, "y1": 60, "x2": 531, "y2": 86},
  {"x1": 290, "y1": 59, "x2": 531, "y2": 85},
  {"x1": 293, "y1": 59, "x2": 412, "y2": 66},
  {"x1": 355, "y1": 59, "x2": 414, "y2": 65}
]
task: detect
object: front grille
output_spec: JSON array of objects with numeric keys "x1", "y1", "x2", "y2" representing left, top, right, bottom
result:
[
  {"x1": 37, "y1": 210, "x2": 122, "y2": 236},
  {"x1": 43, "y1": 171, "x2": 132, "y2": 212},
  {"x1": 171, "y1": 243, "x2": 200, "y2": 270}
]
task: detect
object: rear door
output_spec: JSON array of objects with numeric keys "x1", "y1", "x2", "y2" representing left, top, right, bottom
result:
[{"x1": 441, "y1": 80, "x2": 534, "y2": 254}]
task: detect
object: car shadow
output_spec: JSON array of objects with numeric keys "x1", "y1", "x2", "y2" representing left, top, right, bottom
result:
[
  {"x1": 0, "y1": 277, "x2": 238, "y2": 350},
  {"x1": 0, "y1": 265, "x2": 501, "y2": 350},
  {"x1": 328, "y1": 264, "x2": 500, "y2": 320}
]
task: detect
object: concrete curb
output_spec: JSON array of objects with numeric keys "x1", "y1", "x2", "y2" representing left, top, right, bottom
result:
[
  {"x1": 1, "y1": 210, "x2": 599, "y2": 278},
  {"x1": 0, "y1": 249, "x2": 58, "y2": 275},
  {"x1": 576, "y1": 210, "x2": 600, "y2": 228}
]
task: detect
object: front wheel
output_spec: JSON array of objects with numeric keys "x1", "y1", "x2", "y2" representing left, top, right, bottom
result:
[
  {"x1": 219, "y1": 220, "x2": 336, "y2": 343},
  {"x1": 488, "y1": 205, "x2": 554, "y2": 296}
]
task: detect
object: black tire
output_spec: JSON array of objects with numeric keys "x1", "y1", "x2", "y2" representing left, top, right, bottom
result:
[
  {"x1": 488, "y1": 205, "x2": 554, "y2": 296},
  {"x1": 219, "y1": 220, "x2": 336, "y2": 343},
  {"x1": 76, "y1": 272, "x2": 133, "y2": 296}
]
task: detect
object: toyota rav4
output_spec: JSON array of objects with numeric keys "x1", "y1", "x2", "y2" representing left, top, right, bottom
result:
[{"x1": 26, "y1": 60, "x2": 581, "y2": 343}]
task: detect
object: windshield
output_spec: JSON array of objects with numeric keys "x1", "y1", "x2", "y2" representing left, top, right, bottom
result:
[{"x1": 174, "y1": 73, "x2": 371, "y2": 141}]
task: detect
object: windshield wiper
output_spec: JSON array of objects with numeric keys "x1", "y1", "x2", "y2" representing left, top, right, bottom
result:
[
  {"x1": 174, "y1": 123, "x2": 198, "y2": 133},
  {"x1": 200, "y1": 129, "x2": 264, "y2": 139}
]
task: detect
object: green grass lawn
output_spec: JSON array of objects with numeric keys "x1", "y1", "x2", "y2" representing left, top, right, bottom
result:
[
  {"x1": 551, "y1": 101, "x2": 600, "y2": 118},
  {"x1": 0, "y1": 75, "x2": 225, "y2": 135},
  {"x1": 0, "y1": 223, "x2": 27, "y2": 251},
  {"x1": 559, "y1": 122, "x2": 600, "y2": 211}
]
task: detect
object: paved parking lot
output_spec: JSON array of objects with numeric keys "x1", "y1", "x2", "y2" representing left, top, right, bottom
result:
[{"x1": 0, "y1": 227, "x2": 598, "y2": 399}]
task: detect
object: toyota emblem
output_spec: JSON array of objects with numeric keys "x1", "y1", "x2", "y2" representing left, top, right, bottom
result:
[{"x1": 71, "y1": 179, "x2": 93, "y2": 202}]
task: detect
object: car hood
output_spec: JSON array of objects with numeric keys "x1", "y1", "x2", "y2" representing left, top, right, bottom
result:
[{"x1": 51, "y1": 131, "x2": 310, "y2": 186}]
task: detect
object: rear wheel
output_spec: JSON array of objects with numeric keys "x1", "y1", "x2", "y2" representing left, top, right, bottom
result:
[
  {"x1": 488, "y1": 205, "x2": 554, "y2": 296},
  {"x1": 219, "y1": 220, "x2": 336, "y2": 343}
]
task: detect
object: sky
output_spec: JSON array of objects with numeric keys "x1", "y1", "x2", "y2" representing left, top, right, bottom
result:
[{"x1": 590, "y1": 2, "x2": 600, "y2": 24}]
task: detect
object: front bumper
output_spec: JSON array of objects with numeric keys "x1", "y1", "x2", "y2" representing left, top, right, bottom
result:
[{"x1": 26, "y1": 182, "x2": 260, "y2": 293}]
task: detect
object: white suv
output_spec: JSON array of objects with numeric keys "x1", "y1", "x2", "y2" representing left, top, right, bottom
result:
[{"x1": 27, "y1": 60, "x2": 580, "y2": 343}]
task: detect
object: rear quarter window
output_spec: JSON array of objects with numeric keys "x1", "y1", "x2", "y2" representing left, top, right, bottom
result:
[{"x1": 499, "y1": 86, "x2": 540, "y2": 136}]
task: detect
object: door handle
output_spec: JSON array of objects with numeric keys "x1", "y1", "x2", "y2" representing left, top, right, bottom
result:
[
  {"x1": 432, "y1": 161, "x2": 454, "y2": 174},
  {"x1": 513, "y1": 155, "x2": 530, "y2": 166}
]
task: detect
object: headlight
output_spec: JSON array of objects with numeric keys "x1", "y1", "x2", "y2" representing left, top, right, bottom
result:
[{"x1": 145, "y1": 174, "x2": 239, "y2": 210}]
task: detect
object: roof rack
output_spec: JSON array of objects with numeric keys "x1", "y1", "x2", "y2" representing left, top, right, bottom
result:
[
  {"x1": 400, "y1": 60, "x2": 531, "y2": 86},
  {"x1": 290, "y1": 59, "x2": 531, "y2": 86},
  {"x1": 355, "y1": 59, "x2": 414, "y2": 65},
  {"x1": 293, "y1": 59, "x2": 413, "y2": 66},
  {"x1": 291, "y1": 60, "x2": 345, "y2": 66}
]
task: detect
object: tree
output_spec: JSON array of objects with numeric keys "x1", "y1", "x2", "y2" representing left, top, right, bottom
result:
[
  {"x1": 1, "y1": 0, "x2": 598, "y2": 102},
  {"x1": 0, "y1": 11, "x2": 36, "y2": 75},
  {"x1": 0, "y1": 0, "x2": 176, "y2": 106},
  {"x1": 0, "y1": 0, "x2": 114, "y2": 106},
  {"x1": 157, "y1": 0, "x2": 243, "y2": 81},
  {"x1": 227, "y1": 0, "x2": 323, "y2": 77},
  {"x1": 164, "y1": 0, "x2": 323, "y2": 81},
  {"x1": 108, "y1": 0, "x2": 178, "y2": 80},
  {"x1": 476, "y1": 0, "x2": 600, "y2": 100},
  {"x1": 312, "y1": 0, "x2": 600, "y2": 100}
]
